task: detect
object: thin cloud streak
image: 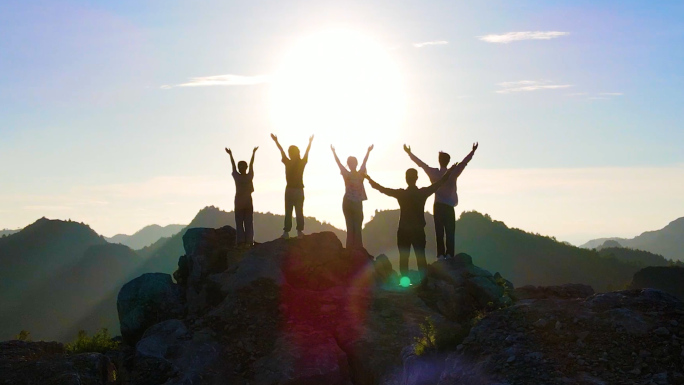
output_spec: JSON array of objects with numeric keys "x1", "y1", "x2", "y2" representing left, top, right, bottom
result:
[
  {"x1": 496, "y1": 80, "x2": 571, "y2": 94},
  {"x1": 413, "y1": 40, "x2": 449, "y2": 48},
  {"x1": 162, "y1": 74, "x2": 270, "y2": 89},
  {"x1": 479, "y1": 31, "x2": 569, "y2": 44}
]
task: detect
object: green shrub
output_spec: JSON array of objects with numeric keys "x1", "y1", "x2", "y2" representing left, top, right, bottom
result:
[
  {"x1": 15, "y1": 330, "x2": 31, "y2": 341},
  {"x1": 65, "y1": 328, "x2": 119, "y2": 354},
  {"x1": 414, "y1": 317, "x2": 437, "y2": 356}
]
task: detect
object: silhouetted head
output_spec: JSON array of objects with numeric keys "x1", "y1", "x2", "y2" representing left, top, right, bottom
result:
[
  {"x1": 438, "y1": 152, "x2": 451, "y2": 168},
  {"x1": 288, "y1": 145, "x2": 300, "y2": 160},
  {"x1": 347, "y1": 156, "x2": 358, "y2": 171},
  {"x1": 405, "y1": 168, "x2": 418, "y2": 186},
  {"x1": 237, "y1": 161, "x2": 248, "y2": 174}
]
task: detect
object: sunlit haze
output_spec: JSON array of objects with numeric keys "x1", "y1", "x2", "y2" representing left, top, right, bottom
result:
[{"x1": 1, "y1": 1, "x2": 683, "y2": 245}]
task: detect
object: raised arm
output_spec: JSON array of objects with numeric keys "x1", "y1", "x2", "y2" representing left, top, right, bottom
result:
[
  {"x1": 360, "y1": 144, "x2": 374, "y2": 172},
  {"x1": 330, "y1": 145, "x2": 346, "y2": 173},
  {"x1": 271, "y1": 133, "x2": 288, "y2": 162},
  {"x1": 404, "y1": 144, "x2": 430, "y2": 172},
  {"x1": 454, "y1": 142, "x2": 478, "y2": 177},
  {"x1": 225, "y1": 148, "x2": 237, "y2": 173},
  {"x1": 365, "y1": 175, "x2": 400, "y2": 198},
  {"x1": 248, "y1": 146, "x2": 258, "y2": 174},
  {"x1": 303, "y1": 135, "x2": 314, "y2": 162}
]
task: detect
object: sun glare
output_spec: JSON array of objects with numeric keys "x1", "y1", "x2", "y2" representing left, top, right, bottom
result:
[{"x1": 270, "y1": 30, "x2": 405, "y2": 153}]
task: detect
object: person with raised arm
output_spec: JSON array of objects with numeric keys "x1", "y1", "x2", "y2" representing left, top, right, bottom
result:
[
  {"x1": 331, "y1": 144, "x2": 374, "y2": 250},
  {"x1": 225, "y1": 146, "x2": 258, "y2": 248},
  {"x1": 404, "y1": 142, "x2": 479, "y2": 260},
  {"x1": 271, "y1": 133, "x2": 314, "y2": 239},
  {"x1": 365, "y1": 163, "x2": 458, "y2": 284}
]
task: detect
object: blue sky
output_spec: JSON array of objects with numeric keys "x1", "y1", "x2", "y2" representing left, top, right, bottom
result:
[{"x1": 1, "y1": 0, "x2": 683, "y2": 244}]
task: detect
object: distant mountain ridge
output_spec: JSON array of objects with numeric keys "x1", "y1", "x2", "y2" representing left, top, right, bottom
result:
[
  {"x1": 106, "y1": 224, "x2": 185, "y2": 250},
  {"x1": 0, "y1": 229, "x2": 20, "y2": 237},
  {"x1": 581, "y1": 217, "x2": 684, "y2": 261}
]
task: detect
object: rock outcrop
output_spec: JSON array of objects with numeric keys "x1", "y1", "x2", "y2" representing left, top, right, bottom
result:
[
  {"x1": 440, "y1": 289, "x2": 684, "y2": 384},
  {"x1": 117, "y1": 273, "x2": 183, "y2": 345},
  {"x1": 112, "y1": 227, "x2": 514, "y2": 384},
  {"x1": 630, "y1": 266, "x2": 684, "y2": 300}
]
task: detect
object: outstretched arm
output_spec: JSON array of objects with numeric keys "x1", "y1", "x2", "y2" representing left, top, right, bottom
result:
[
  {"x1": 303, "y1": 135, "x2": 314, "y2": 162},
  {"x1": 225, "y1": 148, "x2": 237, "y2": 173},
  {"x1": 330, "y1": 145, "x2": 346, "y2": 173},
  {"x1": 404, "y1": 144, "x2": 431, "y2": 172},
  {"x1": 360, "y1": 144, "x2": 374, "y2": 172},
  {"x1": 365, "y1": 175, "x2": 400, "y2": 198},
  {"x1": 424, "y1": 164, "x2": 458, "y2": 196},
  {"x1": 271, "y1": 133, "x2": 288, "y2": 162},
  {"x1": 248, "y1": 147, "x2": 258, "y2": 174},
  {"x1": 454, "y1": 142, "x2": 478, "y2": 177}
]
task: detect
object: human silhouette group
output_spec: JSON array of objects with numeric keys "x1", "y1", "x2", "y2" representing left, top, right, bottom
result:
[{"x1": 225, "y1": 134, "x2": 478, "y2": 284}]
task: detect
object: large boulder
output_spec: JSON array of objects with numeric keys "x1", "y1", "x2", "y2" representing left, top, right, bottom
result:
[
  {"x1": 117, "y1": 273, "x2": 183, "y2": 345},
  {"x1": 422, "y1": 253, "x2": 514, "y2": 322},
  {"x1": 630, "y1": 266, "x2": 684, "y2": 300}
]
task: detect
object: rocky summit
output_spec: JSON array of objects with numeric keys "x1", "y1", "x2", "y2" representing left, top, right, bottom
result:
[
  {"x1": 109, "y1": 227, "x2": 514, "y2": 385},
  {"x1": 3, "y1": 227, "x2": 684, "y2": 385}
]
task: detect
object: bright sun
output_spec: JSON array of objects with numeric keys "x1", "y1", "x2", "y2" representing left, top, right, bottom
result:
[{"x1": 270, "y1": 30, "x2": 405, "y2": 154}]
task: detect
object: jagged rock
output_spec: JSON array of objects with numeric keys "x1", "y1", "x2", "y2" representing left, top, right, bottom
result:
[
  {"x1": 422, "y1": 254, "x2": 514, "y2": 322},
  {"x1": 0, "y1": 341, "x2": 116, "y2": 385},
  {"x1": 114, "y1": 231, "x2": 511, "y2": 384},
  {"x1": 374, "y1": 253, "x2": 399, "y2": 286},
  {"x1": 514, "y1": 283, "x2": 595, "y2": 300},
  {"x1": 117, "y1": 273, "x2": 183, "y2": 345},
  {"x1": 438, "y1": 289, "x2": 684, "y2": 384},
  {"x1": 630, "y1": 266, "x2": 684, "y2": 300}
]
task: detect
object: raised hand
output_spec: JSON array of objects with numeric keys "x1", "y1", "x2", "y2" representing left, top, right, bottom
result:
[
  {"x1": 271, "y1": 133, "x2": 278, "y2": 142},
  {"x1": 309, "y1": 134, "x2": 315, "y2": 143},
  {"x1": 403, "y1": 144, "x2": 411, "y2": 154},
  {"x1": 368, "y1": 144, "x2": 374, "y2": 152},
  {"x1": 330, "y1": 144, "x2": 336, "y2": 152},
  {"x1": 472, "y1": 142, "x2": 479, "y2": 151},
  {"x1": 253, "y1": 146, "x2": 259, "y2": 153},
  {"x1": 225, "y1": 148, "x2": 232, "y2": 155}
]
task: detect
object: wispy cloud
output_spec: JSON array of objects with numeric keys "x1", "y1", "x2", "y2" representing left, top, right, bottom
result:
[
  {"x1": 496, "y1": 80, "x2": 572, "y2": 94},
  {"x1": 598, "y1": 92, "x2": 623, "y2": 96},
  {"x1": 413, "y1": 40, "x2": 449, "y2": 48},
  {"x1": 479, "y1": 31, "x2": 569, "y2": 44},
  {"x1": 161, "y1": 74, "x2": 269, "y2": 89}
]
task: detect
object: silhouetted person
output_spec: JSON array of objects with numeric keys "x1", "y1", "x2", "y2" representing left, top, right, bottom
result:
[
  {"x1": 366, "y1": 165, "x2": 457, "y2": 282},
  {"x1": 271, "y1": 133, "x2": 314, "y2": 239},
  {"x1": 331, "y1": 144, "x2": 374, "y2": 250},
  {"x1": 405, "y1": 142, "x2": 478, "y2": 259},
  {"x1": 225, "y1": 146, "x2": 258, "y2": 248}
]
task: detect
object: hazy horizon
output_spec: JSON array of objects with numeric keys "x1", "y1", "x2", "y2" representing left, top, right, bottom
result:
[{"x1": 2, "y1": 1, "x2": 683, "y2": 246}]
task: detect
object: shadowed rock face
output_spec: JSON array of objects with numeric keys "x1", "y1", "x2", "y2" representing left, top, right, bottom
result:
[
  {"x1": 109, "y1": 227, "x2": 514, "y2": 384},
  {"x1": 630, "y1": 266, "x2": 684, "y2": 300}
]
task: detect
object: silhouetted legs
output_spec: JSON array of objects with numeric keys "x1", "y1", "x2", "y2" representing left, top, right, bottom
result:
[
  {"x1": 397, "y1": 228, "x2": 427, "y2": 279},
  {"x1": 434, "y1": 202, "x2": 456, "y2": 257},
  {"x1": 342, "y1": 198, "x2": 364, "y2": 249},
  {"x1": 284, "y1": 187, "x2": 305, "y2": 232},
  {"x1": 235, "y1": 207, "x2": 254, "y2": 246}
]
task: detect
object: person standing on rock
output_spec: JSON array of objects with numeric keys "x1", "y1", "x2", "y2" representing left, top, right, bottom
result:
[
  {"x1": 404, "y1": 142, "x2": 479, "y2": 260},
  {"x1": 365, "y1": 164, "x2": 458, "y2": 283},
  {"x1": 331, "y1": 144, "x2": 374, "y2": 250},
  {"x1": 225, "y1": 146, "x2": 258, "y2": 248},
  {"x1": 271, "y1": 133, "x2": 314, "y2": 239}
]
